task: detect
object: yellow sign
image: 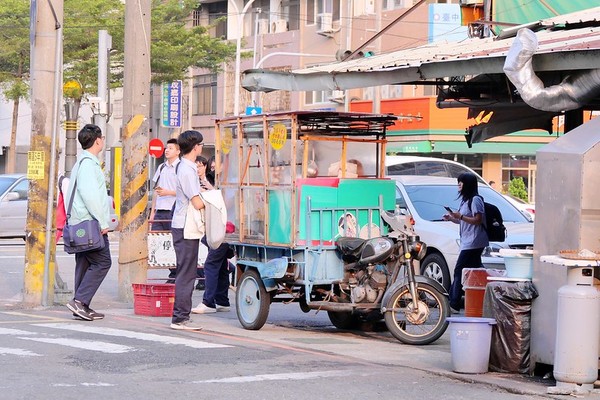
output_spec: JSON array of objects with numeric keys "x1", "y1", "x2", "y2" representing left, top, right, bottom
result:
[
  {"x1": 269, "y1": 123, "x2": 287, "y2": 150},
  {"x1": 221, "y1": 128, "x2": 233, "y2": 155},
  {"x1": 27, "y1": 151, "x2": 45, "y2": 180}
]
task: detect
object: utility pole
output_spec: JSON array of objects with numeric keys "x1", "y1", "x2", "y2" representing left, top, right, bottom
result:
[
  {"x1": 24, "y1": 0, "x2": 63, "y2": 306},
  {"x1": 118, "y1": 0, "x2": 151, "y2": 302}
]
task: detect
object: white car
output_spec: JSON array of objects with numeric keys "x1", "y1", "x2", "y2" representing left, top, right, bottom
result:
[
  {"x1": 392, "y1": 176, "x2": 534, "y2": 290},
  {"x1": 502, "y1": 194, "x2": 535, "y2": 221},
  {"x1": 386, "y1": 155, "x2": 487, "y2": 184},
  {"x1": 0, "y1": 174, "x2": 119, "y2": 239}
]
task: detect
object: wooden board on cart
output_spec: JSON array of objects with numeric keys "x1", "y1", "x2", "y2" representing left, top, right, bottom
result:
[{"x1": 148, "y1": 232, "x2": 208, "y2": 268}]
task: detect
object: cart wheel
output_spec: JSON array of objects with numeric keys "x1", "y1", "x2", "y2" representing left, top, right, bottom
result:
[
  {"x1": 384, "y1": 282, "x2": 449, "y2": 345},
  {"x1": 236, "y1": 269, "x2": 270, "y2": 330},
  {"x1": 327, "y1": 311, "x2": 358, "y2": 330}
]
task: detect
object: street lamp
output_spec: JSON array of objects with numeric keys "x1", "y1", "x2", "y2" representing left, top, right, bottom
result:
[{"x1": 230, "y1": 0, "x2": 255, "y2": 116}]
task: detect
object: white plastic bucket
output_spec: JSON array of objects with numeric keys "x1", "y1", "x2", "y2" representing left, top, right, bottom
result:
[
  {"x1": 499, "y1": 249, "x2": 534, "y2": 279},
  {"x1": 447, "y1": 317, "x2": 496, "y2": 374}
]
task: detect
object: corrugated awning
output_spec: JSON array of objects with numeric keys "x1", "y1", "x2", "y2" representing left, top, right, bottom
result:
[{"x1": 242, "y1": 7, "x2": 600, "y2": 93}]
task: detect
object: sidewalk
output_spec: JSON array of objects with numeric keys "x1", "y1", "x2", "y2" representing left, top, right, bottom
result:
[{"x1": 72, "y1": 286, "x2": 590, "y2": 400}]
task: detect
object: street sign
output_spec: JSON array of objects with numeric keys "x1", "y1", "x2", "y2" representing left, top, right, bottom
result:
[
  {"x1": 162, "y1": 81, "x2": 182, "y2": 128},
  {"x1": 149, "y1": 138, "x2": 164, "y2": 158},
  {"x1": 245, "y1": 106, "x2": 262, "y2": 115}
]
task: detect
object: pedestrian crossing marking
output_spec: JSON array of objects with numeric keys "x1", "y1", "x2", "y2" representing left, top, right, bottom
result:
[
  {"x1": 0, "y1": 327, "x2": 36, "y2": 335},
  {"x1": 0, "y1": 347, "x2": 42, "y2": 357},
  {"x1": 19, "y1": 337, "x2": 134, "y2": 354},
  {"x1": 35, "y1": 323, "x2": 231, "y2": 349},
  {"x1": 193, "y1": 370, "x2": 366, "y2": 384}
]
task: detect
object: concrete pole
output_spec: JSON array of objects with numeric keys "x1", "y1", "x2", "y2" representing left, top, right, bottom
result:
[
  {"x1": 231, "y1": 0, "x2": 255, "y2": 116},
  {"x1": 24, "y1": 0, "x2": 63, "y2": 306},
  {"x1": 94, "y1": 30, "x2": 112, "y2": 165},
  {"x1": 118, "y1": 0, "x2": 151, "y2": 302}
]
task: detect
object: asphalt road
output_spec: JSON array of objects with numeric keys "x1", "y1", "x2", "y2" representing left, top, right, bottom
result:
[{"x1": 0, "y1": 238, "x2": 581, "y2": 400}]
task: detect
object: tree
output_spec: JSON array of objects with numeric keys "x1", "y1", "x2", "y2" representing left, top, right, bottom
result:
[
  {"x1": 0, "y1": 0, "x2": 239, "y2": 172},
  {"x1": 0, "y1": 0, "x2": 31, "y2": 173},
  {"x1": 508, "y1": 176, "x2": 528, "y2": 202}
]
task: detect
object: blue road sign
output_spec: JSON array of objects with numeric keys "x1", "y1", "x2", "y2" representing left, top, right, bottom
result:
[{"x1": 162, "y1": 81, "x2": 182, "y2": 128}]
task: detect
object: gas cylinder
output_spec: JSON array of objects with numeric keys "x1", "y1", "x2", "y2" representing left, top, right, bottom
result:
[{"x1": 553, "y1": 267, "x2": 600, "y2": 385}]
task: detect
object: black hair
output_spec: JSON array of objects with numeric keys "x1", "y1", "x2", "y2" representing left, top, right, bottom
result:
[
  {"x1": 457, "y1": 172, "x2": 479, "y2": 202},
  {"x1": 195, "y1": 155, "x2": 208, "y2": 167},
  {"x1": 177, "y1": 130, "x2": 203, "y2": 155},
  {"x1": 78, "y1": 124, "x2": 102, "y2": 150},
  {"x1": 166, "y1": 138, "x2": 179, "y2": 147}
]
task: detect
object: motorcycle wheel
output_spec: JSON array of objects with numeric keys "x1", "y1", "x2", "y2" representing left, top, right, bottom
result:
[
  {"x1": 384, "y1": 282, "x2": 450, "y2": 345},
  {"x1": 327, "y1": 311, "x2": 358, "y2": 329},
  {"x1": 236, "y1": 269, "x2": 270, "y2": 330}
]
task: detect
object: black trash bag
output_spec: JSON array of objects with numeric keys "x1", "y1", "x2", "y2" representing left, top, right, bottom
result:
[{"x1": 482, "y1": 281, "x2": 539, "y2": 374}]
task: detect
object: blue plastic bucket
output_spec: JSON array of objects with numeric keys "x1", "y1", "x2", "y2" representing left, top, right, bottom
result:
[{"x1": 447, "y1": 317, "x2": 496, "y2": 374}]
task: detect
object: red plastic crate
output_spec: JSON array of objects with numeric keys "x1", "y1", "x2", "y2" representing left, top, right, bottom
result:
[{"x1": 132, "y1": 283, "x2": 175, "y2": 317}]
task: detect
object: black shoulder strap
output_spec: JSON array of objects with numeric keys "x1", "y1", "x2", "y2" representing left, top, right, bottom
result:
[
  {"x1": 58, "y1": 175, "x2": 65, "y2": 195},
  {"x1": 154, "y1": 162, "x2": 167, "y2": 188}
]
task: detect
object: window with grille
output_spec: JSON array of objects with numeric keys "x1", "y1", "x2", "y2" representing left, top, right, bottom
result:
[{"x1": 192, "y1": 74, "x2": 217, "y2": 115}]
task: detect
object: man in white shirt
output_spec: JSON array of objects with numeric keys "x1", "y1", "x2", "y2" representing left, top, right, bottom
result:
[
  {"x1": 170, "y1": 130, "x2": 206, "y2": 331},
  {"x1": 149, "y1": 138, "x2": 181, "y2": 282}
]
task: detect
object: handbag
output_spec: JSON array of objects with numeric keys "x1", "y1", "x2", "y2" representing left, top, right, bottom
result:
[{"x1": 63, "y1": 158, "x2": 105, "y2": 254}]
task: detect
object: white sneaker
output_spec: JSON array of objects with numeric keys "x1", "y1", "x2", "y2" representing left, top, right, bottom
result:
[
  {"x1": 215, "y1": 304, "x2": 230, "y2": 312},
  {"x1": 170, "y1": 320, "x2": 203, "y2": 331},
  {"x1": 191, "y1": 303, "x2": 217, "y2": 314}
]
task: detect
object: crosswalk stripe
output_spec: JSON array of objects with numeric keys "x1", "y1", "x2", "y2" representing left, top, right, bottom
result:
[
  {"x1": 19, "y1": 337, "x2": 133, "y2": 354},
  {"x1": 193, "y1": 370, "x2": 358, "y2": 383},
  {"x1": 0, "y1": 347, "x2": 42, "y2": 357},
  {"x1": 0, "y1": 327, "x2": 36, "y2": 335},
  {"x1": 36, "y1": 323, "x2": 231, "y2": 349}
]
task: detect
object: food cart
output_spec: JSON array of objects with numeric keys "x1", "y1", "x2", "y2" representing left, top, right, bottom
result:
[{"x1": 214, "y1": 111, "x2": 449, "y2": 345}]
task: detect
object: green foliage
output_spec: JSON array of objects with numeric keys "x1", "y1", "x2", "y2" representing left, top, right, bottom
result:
[
  {"x1": 0, "y1": 0, "x2": 238, "y2": 96},
  {"x1": 508, "y1": 177, "x2": 528, "y2": 202},
  {"x1": 150, "y1": 0, "x2": 237, "y2": 84},
  {"x1": 0, "y1": 0, "x2": 31, "y2": 100}
]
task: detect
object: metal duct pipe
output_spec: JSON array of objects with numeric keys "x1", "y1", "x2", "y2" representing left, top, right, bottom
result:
[{"x1": 503, "y1": 28, "x2": 600, "y2": 112}]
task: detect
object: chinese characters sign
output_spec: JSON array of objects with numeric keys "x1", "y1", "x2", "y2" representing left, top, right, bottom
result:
[
  {"x1": 27, "y1": 151, "x2": 45, "y2": 180},
  {"x1": 162, "y1": 80, "x2": 182, "y2": 128}
]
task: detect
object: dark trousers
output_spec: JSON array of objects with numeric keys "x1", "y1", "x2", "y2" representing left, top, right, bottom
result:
[
  {"x1": 171, "y1": 228, "x2": 199, "y2": 323},
  {"x1": 73, "y1": 234, "x2": 111, "y2": 307},
  {"x1": 201, "y1": 236, "x2": 231, "y2": 308},
  {"x1": 152, "y1": 209, "x2": 177, "y2": 278},
  {"x1": 151, "y1": 209, "x2": 173, "y2": 231},
  {"x1": 449, "y1": 247, "x2": 484, "y2": 310}
]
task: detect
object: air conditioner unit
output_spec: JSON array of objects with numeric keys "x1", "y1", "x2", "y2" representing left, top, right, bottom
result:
[
  {"x1": 272, "y1": 19, "x2": 288, "y2": 33},
  {"x1": 328, "y1": 90, "x2": 345, "y2": 103},
  {"x1": 317, "y1": 13, "x2": 333, "y2": 33},
  {"x1": 257, "y1": 18, "x2": 270, "y2": 35}
]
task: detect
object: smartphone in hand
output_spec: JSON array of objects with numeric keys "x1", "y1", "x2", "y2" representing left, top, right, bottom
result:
[{"x1": 444, "y1": 206, "x2": 454, "y2": 213}]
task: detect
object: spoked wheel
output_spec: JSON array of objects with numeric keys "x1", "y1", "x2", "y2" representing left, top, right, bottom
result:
[
  {"x1": 327, "y1": 311, "x2": 359, "y2": 330},
  {"x1": 384, "y1": 282, "x2": 449, "y2": 345},
  {"x1": 236, "y1": 269, "x2": 270, "y2": 330}
]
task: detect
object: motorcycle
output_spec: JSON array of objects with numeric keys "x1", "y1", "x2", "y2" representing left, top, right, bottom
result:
[{"x1": 331, "y1": 210, "x2": 450, "y2": 345}]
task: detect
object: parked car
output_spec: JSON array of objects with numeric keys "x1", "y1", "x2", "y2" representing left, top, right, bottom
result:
[
  {"x1": 0, "y1": 174, "x2": 118, "y2": 239},
  {"x1": 0, "y1": 174, "x2": 28, "y2": 239},
  {"x1": 386, "y1": 155, "x2": 487, "y2": 184},
  {"x1": 502, "y1": 193, "x2": 535, "y2": 221},
  {"x1": 392, "y1": 175, "x2": 534, "y2": 290}
]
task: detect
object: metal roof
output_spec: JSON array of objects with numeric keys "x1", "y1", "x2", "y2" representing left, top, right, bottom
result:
[{"x1": 242, "y1": 7, "x2": 600, "y2": 93}]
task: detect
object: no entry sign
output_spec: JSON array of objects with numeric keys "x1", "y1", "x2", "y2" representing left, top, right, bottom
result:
[{"x1": 149, "y1": 138, "x2": 165, "y2": 158}]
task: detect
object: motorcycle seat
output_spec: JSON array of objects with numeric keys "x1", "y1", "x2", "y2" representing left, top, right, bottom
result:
[{"x1": 336, "y1": 237, "x2": 366, "y2": 261}]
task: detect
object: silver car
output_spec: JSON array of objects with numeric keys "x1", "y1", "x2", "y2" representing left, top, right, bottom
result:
[
  {"x1": 0, "y1": 174, "x2": 118, "y2": 239},
  {"x1": 393, "y1": 175, "x2": 534, "y2": 290}
]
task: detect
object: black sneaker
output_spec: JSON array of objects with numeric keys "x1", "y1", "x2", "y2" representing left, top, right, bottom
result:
[
  {"x1": 66, "y1": 299, "x2": 93, "y2": 321},
  {"x1": 195, "y1": 281, "x2": 205, "y2": 291},
  {"x1": 86, "y1": 306, "x2": 105, "y2": 320}
]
